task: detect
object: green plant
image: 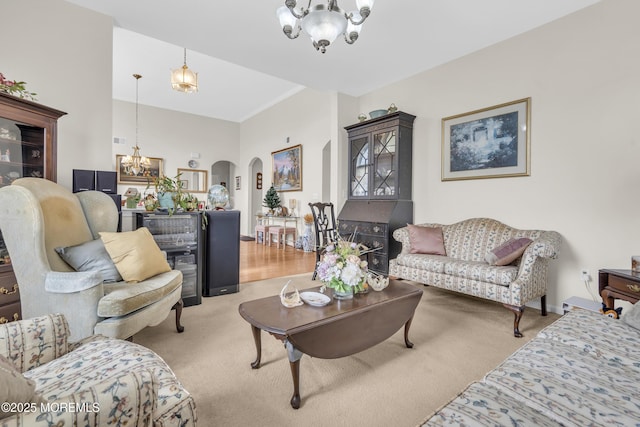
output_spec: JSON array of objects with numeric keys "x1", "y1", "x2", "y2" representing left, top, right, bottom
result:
[
  {"x1": 147, "y1": 173, "x2": 185, "y2": 213},
  {"x1": 262, "y1": 185, "x2": 281, "y2": 211},
  {"x1": 0, "y1": 73, "x2": 37, "y2": 100}
]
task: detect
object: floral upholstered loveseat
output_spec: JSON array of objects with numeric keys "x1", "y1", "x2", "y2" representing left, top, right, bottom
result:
[
  {"x1": 389, "y1": 218, "x2": 562, "y2": 337},
  {"x1": 0, "y1": 314, "x2": 196, "y2": 426},
  {"x1": 423, "y1": 308, "x2": 640, "y2": 425}
]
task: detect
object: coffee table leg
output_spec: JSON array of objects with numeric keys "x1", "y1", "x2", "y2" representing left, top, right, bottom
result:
[
  {"x1": 404, "y1": 315, "x2": 415, "y2": 348},
  {"x1": 289, "y1": 359, "x2": 301, "y2": 409},
  {"x1": 250, "y1": 325, "x2": 262, "y2": 369},
  {"x1": 285, "y1": 340, "x2": 303, "y2": 409}
]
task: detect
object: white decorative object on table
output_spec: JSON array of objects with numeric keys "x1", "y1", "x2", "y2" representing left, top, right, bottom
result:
[
  {"x1": 367, "y1": 271, "x2": 389, "y2": 291},
  {"x1": 299, "y1": 291, "x2": 331, "y2": 307},
  {"x1": 280, "y1": 280, "x2": 303, "y2": 308}
]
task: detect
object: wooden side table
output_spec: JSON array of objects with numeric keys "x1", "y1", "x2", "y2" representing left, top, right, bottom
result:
[{"x1": 598, "y1": 269, "x2": 640, "y2": 309}]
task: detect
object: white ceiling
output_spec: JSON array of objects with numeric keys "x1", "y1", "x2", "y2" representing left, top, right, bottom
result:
[{"x1": 64, "y1": 0, "x2": 600, "y2": 123}]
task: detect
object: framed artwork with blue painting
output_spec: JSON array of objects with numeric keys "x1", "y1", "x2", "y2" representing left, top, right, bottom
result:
[
  {"x1": 271, "y1": 144, "x2": 302, "y2": 192},
  {"x1": 441, "y1": 98, "x2": 530, "y2": 181}
]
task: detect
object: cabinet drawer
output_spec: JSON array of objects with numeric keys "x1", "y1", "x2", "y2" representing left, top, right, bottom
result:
[
  {"x1": 608, "y1": 275, "x2": 640, "y2": 298},
  {"x1": 0, "y1": 273, "x2": 19, "y2": 305},
  {"x1": 355, "y1": 233, "x2": 387, "y2": 255},
  {"x1": 367, "y1": 253, "x2": 389, "y2": 274},
  {"x1": 339, "y1": 221, "x2": 387, "y2": 237},
  {"x1": 0, "y1": 301, "x2": 21, "y2": 324}
]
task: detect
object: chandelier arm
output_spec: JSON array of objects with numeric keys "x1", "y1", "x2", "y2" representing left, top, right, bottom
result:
[
  {"x1": 347, "y1": 6, "x2": 371, "y2": 25},
  {"x1": 344, "y1": 31, "x2": 359, "y2": 44},
  {"x1": 283, "y1": 24, "x2": 302, "y2": 39},
  {"x1": 285, "y1": 0, "x2": 309, "y2": 19}
]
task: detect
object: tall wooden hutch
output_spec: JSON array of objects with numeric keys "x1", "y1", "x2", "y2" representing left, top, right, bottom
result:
[
  {"x1": 338, "y1": 111, "x2": 415, "y2": 275},
  {"x1": 0, "y1": 92, "x2": 66, "y2": 323}
]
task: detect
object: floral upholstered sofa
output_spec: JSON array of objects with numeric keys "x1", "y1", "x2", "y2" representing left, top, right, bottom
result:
[
  {"x1": 423, "y1": 307, "x2": 640, "y2": 425},
  {"x1": 389, "y1": 218, "x2": 562, "y2": 337},
  {"x1": 0, "y1": 314, "x2": 196, "y2": 426}
]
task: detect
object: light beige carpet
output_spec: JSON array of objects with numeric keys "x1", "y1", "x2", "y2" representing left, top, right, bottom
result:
[{"x1": 134, "y1": 274, "x2": 559, "y2": 427}]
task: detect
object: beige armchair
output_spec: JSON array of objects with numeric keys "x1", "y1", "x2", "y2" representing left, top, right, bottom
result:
[{"x1": 0, "y1": 178, "x2": 184, "y2": 341}]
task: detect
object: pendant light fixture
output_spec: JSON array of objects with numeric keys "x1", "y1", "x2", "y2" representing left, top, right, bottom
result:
[
  {"x1": 121, "y1": 74, "x2": 151, "y2": 176},
  {"x1": 171, "y1": 48, "x2": 199, "y2": 93}
]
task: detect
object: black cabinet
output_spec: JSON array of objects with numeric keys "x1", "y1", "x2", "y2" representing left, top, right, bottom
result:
[
  {"x1": 204, "y1": 210, "x2": 240, "y2": 296},
  {"x1": 136, "y1": 212, "x2": 203, "y2": 307},
  {"x1": 345, "y1": 111, "x2": 415, "y2": 200},
  {"x1": 338, "y1": 111, "x2": 415, "y2": 275}
]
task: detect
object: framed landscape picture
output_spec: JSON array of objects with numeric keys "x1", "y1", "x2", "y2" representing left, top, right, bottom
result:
[
  {"x1": 271, "y1": 144, "x2": 302, "y2": 192},
  {"x1": 441, "y1": 98, "x2": 531, "y2": 181},
  {"x1": 116, "y1": 154, "x2": 163, "y2": 184}
]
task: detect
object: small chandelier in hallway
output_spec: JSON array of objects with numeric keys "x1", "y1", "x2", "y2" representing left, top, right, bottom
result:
[
  {"x1": 171, "y1": 48, "x2": 199, "y2": 93},
  {"x1": 121, "y1": 74, "x2": 151, "y2": 176}
]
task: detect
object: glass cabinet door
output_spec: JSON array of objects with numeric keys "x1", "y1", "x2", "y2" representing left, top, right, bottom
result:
[
  {"x1": 0, "y1": 118, "x2": 45, "y2": 188},
  {"x1": 372, "y1": 129, "x2": 397, "y2": 198},
  {"x1": 350, "y1": 135, "x2": 370, "y2": 198}
]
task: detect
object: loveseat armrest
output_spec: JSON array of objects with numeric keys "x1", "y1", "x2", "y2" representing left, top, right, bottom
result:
[
  {"x1": 392, "y1": 226, "x2": 411, "y2": 254},
  {"x1": 0, "y1": 314, "x2": 71, "y2": 373},
  {"x1": 526, "y1": 230, "x2": 562, "y2": 260},
  {"x1": 0, "y1": 369, "x2": 158, "y2": 427}
]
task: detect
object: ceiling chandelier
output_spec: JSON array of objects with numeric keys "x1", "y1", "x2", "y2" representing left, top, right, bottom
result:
[
  {"x1": 277, "y1": 0, "x2": 375, "y2": 53},
  {"x1": 121, "y1": 74, "x2": 151, "y2": 176},
  {"x1": 171, "y1": 48, "x2": 198, "y2": 93}
]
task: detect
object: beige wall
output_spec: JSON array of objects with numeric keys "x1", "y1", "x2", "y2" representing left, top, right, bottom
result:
[
  {"x1": 112, "y1": 100, "x2": 240, "y2": 201},
  {"x1": 237, "y1": 88, "x2": 336, "y2": 234},
  {"x1": 356, "y1": 0, "x2": 640, "y2": 312},
  {"x1": 1, "y1": 0, "x2": 113, "y2": 189}
]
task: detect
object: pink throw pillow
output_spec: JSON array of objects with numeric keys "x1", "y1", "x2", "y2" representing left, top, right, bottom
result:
[
  {"x1": 485, "y1": 237, "x2": 533, "y2": 266},
  {"x1": 407, "y1": 224, "x2": 446, "y2": 255}
]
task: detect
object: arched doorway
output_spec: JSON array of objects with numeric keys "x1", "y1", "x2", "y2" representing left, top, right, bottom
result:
[
  {"x1": 248, "y1": 157, "x2": 263, "y2": 236},
  {"x1": 211, "y1": 160, "x2": 235, "y2": 209}
]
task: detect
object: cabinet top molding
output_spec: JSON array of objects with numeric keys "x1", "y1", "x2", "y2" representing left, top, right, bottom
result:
[
  {"x1": 0, "y1": 92, "x2": 67, "y2": 120},
  {"x1": 344, "y1": 111, "x2": 415, "y2": 132}
]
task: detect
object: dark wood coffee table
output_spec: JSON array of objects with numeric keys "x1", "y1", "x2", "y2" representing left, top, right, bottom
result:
[{"x1": 238, "y1": 279, "x2": 422, "y2": 409}]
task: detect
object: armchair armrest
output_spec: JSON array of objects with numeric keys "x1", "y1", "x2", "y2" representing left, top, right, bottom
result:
[
  {"x1": 1, "y1": 369, "x2": 158, "y2": 427},
  {"x1": 0, "y1": 314, "x2": 70, "y2": 373},
  {"x1": 45, "y1": 271, "x2": 103, "y2": 294},
  {"x1": 44, "y1": 272, "x2": 104, "y2": 342}
]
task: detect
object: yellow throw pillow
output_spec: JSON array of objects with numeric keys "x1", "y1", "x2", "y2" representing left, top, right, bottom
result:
[{"x1": 100, "y1": 227, "x2": 171, "y2": 283}]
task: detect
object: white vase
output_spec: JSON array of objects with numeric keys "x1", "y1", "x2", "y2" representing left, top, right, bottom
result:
[{"x1": 302, "y1": 224, "x2": 314, "y2": 252}]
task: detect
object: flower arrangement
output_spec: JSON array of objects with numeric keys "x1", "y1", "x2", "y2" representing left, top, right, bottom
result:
[
  {"x1": 0, "y1": 73, "x2": 37, "y2": 100},
  {"x1": 317, "y1": 235, "x2": 377, "y2": 297}
]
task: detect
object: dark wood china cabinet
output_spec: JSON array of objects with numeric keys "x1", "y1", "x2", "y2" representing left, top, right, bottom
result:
[
  {"x1": 0, "y1": 92, "x2": 66, "y2": 323},
  {"x1": 338, "y1": 111, "x2": 415, "y2": 275}
]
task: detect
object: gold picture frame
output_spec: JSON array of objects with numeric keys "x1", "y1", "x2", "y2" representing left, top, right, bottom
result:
[
  {"x1": 271, "y1": 144, "x2": 302, "y2": 192},
  {"x1": 441, "y1": 98, "x2": 531, "y2": 181},
  {"x1": 116, "y1": 154, "x2": 163, "y2": 185}
]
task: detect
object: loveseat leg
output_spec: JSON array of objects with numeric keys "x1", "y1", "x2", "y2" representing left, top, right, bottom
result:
[
  {"x1": 540, "y1": 295, "x2": 547, "y2": 316},
  {"x1": 174, "y1": 299, "x2": 185, "y2": 333},
  {"x1": 503, "y1": 304, "x2": 524, "y2": 338}
]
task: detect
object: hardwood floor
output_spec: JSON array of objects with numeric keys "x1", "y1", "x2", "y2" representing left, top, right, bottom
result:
[{"x1": 239, "y1": 239, "x2": 317, "y2": 283}]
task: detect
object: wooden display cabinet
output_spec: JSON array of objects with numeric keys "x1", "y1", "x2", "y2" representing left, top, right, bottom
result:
[
  {"x1": 345, "y1": 111, "x2": 415, "y2": 200},
  {"x1": 0, "y1": 92, "x2": 66, "y2": 322},
  {"x1": 338, "y1": 111, "x2": 415, "y2": 275}
]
